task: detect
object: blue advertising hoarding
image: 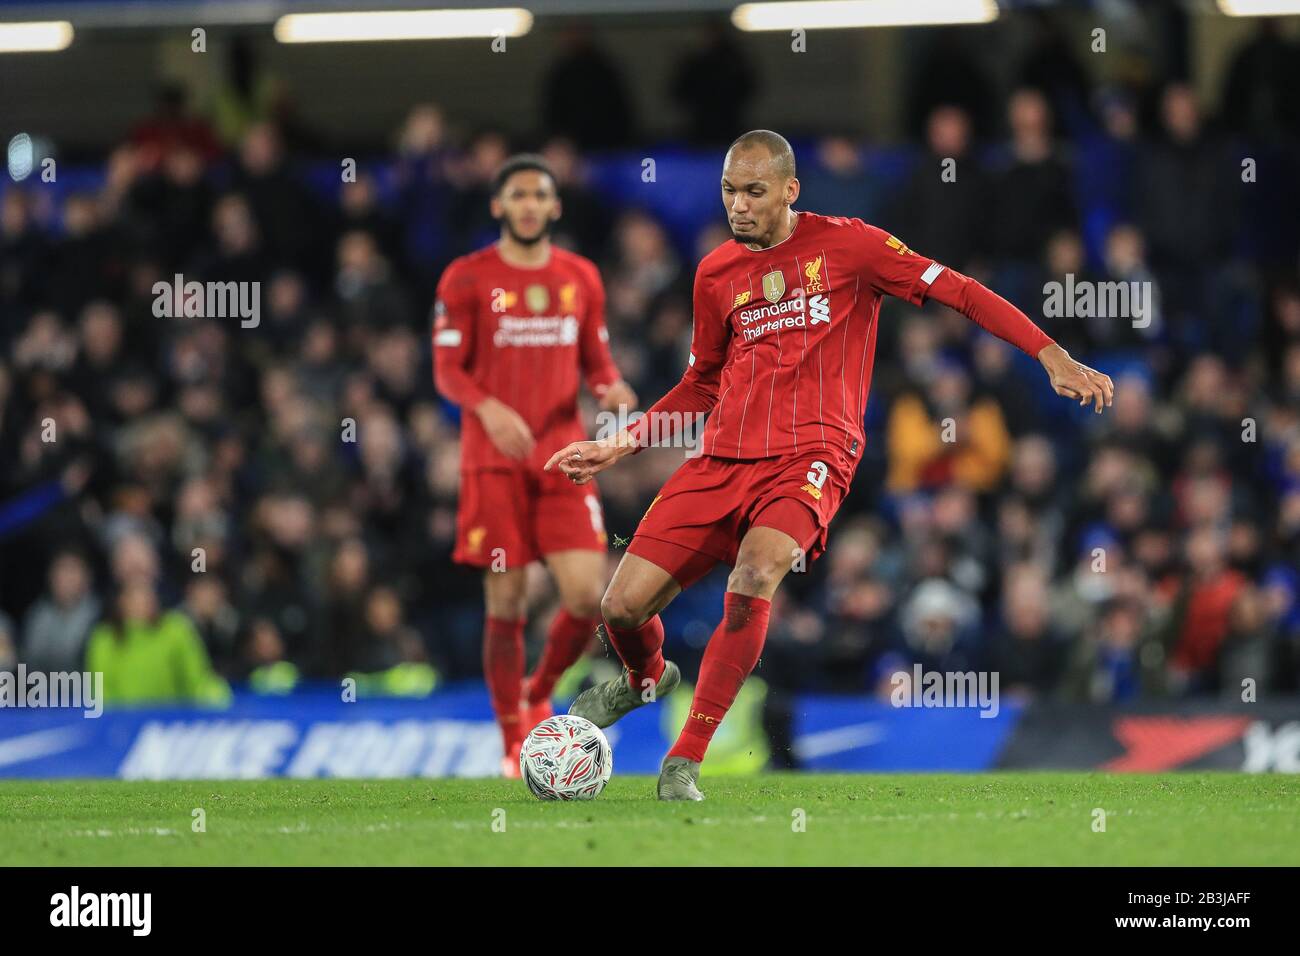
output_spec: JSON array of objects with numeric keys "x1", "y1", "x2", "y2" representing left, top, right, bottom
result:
[{"x1": 0, "y1": 685, "x2": 1020, "y2": 778}]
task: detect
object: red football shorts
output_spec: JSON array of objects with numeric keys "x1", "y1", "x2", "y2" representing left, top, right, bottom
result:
[
  {"x1": 627, "y1": 450, "x2": 854, "y2": 589},
  {"x1": 454, "y1": 467, "x2": 608, "y2": 569}
]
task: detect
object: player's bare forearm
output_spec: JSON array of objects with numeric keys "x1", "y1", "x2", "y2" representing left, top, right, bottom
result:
[
  {"x1": 475, "y1": 395, "x2": 536, "y2": 459},
  {"x1": 547, "y1": 372, "x2": 702, "y2": 483},
  {"x1": 596, "y1": 379, "x2": 638, "y2": 413},
  {"x1": 544, "y1": 431, "x2": 638, "y2": 485},
  {"x1": 1036, "y1": 342, "x2": 1114, "y2": 414}
]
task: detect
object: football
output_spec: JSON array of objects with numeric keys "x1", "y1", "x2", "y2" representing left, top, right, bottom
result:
[{"x1": 519, "y1": 715, "x2": 614, "y2": 801}]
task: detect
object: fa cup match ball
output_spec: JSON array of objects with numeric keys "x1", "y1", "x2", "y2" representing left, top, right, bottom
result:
[{"x1": 519, "y1": 714, "x2": 613, "y2": 801}]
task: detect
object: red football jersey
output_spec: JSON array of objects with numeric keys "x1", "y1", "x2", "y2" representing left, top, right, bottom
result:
[
  {"x1": 630, "y1": 211, "x2": 1053, "y2": 461},
  {"x1": 434, "y1": 244, "x2": 621, "y2": 471}
]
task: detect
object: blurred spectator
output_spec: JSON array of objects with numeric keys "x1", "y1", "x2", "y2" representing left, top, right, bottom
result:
[
  {"x1": 128, "y1": 83, "x2": 221, "y2": 172},
  {"x1": 1063, "y1": 597, "x2": 1164, "y2": 703},
  {"x1": 20, "y1": 550, "x2": 100, "y2": 673},
  {"x1": 364, "y1": 585, "x2": 426, "y2": 666},
  {"x1": 237, "y1": 616, "x2": 300, "y2": 692},
  {"x1": 541, "y1": 25, "x2": 634, "y2": 149},
  {"x1": 1076, "y1": 88, "x2": 1142, "y2": 259},
  {"x1": 1137, "y1": 83, "x2": 1238, "y2": 352},
  {"x1": 905, "y1": 28, "x2": 995, "y2": 139},
  {"x1": 800, "y1": 136, "x2": 882, "y2": 225},
  {"x1": 1159, "y1": 526, "x2": 1250, "y2": 693},
  {"x1": 209, "y1": 35, "x2": 287, "y2": 148},
  {"x1": 1220, "y1": 18, "x2": 1300, "y2": 140},
  {"x1": 395, "y1": 103, "x2": 455, "y2": 284},
  {"x1": 1015, "y1": 9, "x2": 1091, "y2": 136},
  {"x1": 335, "y1": 173, "x2": 403, "y2": 273},
  {"x1": 228, "y1": 123, "x2": 323, "y2": 275},
  {"x1": 1219, "y1": 585, "x2": 1277, "y2": 697},
  {"x1": 1097, "y1": 224, "x2": 1162, "y2": 346},
  {"x1": 603, "y1": 210, "x2": 682, "y2": 332},
  {"x1": 182, "y1": 575, "x2": 240, "y2": 675},
  {"x1": 333, "y1": 231, "x2": 411, "y2": 330},
  {"x1": 885, "y1": 360, "x2": 1012, "y2": 493},
  {"x1": 85, "y1": 580, "x2": 231, "y2": 704},
  {"x1": 990, "y1": 88, "x2": 1078, "y2": 267},
  {"x1": 898, "y1": 578, "x2": 982, "y2": 673},
  {"x1": 0, "y1": 612, "x2": 16, "y2": 674},
  {"x1": 1, "y1": 190, "x2": 47, "y2": 316},
  {"x1": 316, "y1": 538, "x2": 380, "y2": 677},
  {"x1": 447, "y1": 130, "x2": 511, "y2": 255},
  {"x1": 993, "y1": 564, "x2": 1069, "y2": 697},
  {"x1": 891, "y1": 106, "x2": 989, "y2": 272},
  {"x1": 669, "y1": 20, "x2": 759, "y2": 146},
  {"x1": 541, "y1": 137, "x2": 615, "y2": 255}
]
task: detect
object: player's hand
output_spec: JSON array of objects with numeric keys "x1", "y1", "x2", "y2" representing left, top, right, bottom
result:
[
  {"x1": 544, "y1": 435, "x2": 635, "y2": 485},
  {"x1": 598, "y1": 380, "x2": 638, "y2": 414},
  {"x1": 1037, "y1": 344, "x2": 1114, "y2": 414},
  {"x1": 475, "y1": 397, "x2": 536, "y2": 460}
]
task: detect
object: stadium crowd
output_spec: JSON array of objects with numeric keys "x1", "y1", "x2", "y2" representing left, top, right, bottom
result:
[{"x1": 1, "y1": 21, "x2": 1299, "y2": 712}]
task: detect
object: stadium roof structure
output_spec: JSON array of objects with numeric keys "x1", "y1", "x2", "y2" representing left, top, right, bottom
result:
[{"x1": 0, "y1": 0, "x2": 1209, "y2": 31}]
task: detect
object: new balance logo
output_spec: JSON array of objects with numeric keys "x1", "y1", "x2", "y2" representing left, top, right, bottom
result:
[
  {"x1": 802, "y1": 459, "x2": 829, "y2": 500},
  {"x1": 808, "y1": 294, "x2": 831, "y2": 325}
]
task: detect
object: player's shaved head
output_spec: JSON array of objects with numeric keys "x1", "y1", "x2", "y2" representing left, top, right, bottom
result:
[
  {"x1": 725, "y1": 130, "x2": 796, "y2": 181},
  {"x1": 721, "y1": 130, "x2": 800, "y2": 249}
]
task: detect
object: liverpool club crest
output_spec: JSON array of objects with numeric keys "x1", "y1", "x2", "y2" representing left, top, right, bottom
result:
[{"x1": 525, "y1": 284, "x2": 550, "y2": 312}]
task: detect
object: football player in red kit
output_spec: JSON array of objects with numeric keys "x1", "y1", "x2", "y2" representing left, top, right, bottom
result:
[
  {"x1": 546, "y1": 130, "x2": 1114, "y2": 799},
  {"x1": 434, "y1": 155, "x2": 637, "y2": 777}
]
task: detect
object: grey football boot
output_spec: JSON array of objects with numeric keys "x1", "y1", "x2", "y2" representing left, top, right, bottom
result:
[
  {"x1": 568, "y1": 660, "x2": 680, "y2": 728},
  {"x1": 657, "y1": 756, "x2": 704, "y2": 801}
]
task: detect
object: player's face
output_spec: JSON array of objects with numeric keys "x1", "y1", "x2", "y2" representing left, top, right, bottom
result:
[
  {"x1": 492, "y1": 170, "x2": 560, "y2": 246},
  {"x1": 721, "y1": 149, "x2": 798, "y2": 248}
]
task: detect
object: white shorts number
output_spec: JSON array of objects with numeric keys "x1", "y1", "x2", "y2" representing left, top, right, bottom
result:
[{"x1": 585, "y1": 495, "x2": 605, "y2": 535}]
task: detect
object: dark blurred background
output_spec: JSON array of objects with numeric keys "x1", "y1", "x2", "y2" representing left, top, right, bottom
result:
[{"x1": 1, "y1": 0, "x2": 1299, "y2": 721}]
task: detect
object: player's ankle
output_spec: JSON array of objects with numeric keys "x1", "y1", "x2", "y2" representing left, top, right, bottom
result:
[
  {"x1": 666, "y1": 738, "x2": 706, "y2": 764},
  {"x1": 629, "y1": 657, "x2": 666, "y2": 691}
]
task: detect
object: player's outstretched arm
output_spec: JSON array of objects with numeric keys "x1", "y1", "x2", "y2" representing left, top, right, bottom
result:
[
  {"x1": 922, "y1": 266, "x2": 1114, "y2": 414},
  {"x1": 544, "y1": 431, "x2": 638, "y2": 485}
]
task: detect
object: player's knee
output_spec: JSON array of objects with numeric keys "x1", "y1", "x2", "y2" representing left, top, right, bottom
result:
[
  {"x1": 600, "y1": 588, "x2": 650, "y2": 630},
  {"x1": 563, "y1": 586, "x2": 603, "y2": 622},
  {"x1": 484, "y1": 571, "x2": 528, "y2": 619},
  {"x1": 486, "y1": 595, "x2": 527, "y2": 620},
  {"x1": 727, "y1": 560, "x2": 783, "y2": 598}
]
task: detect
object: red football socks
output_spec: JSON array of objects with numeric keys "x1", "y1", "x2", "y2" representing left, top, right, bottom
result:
[
  {"x1": 668, "y1": 592, "x2": 772, "y2": 763},
  {"x1": 526, "y1": 610, "x2": 597, "y2": 704},
  {"x1": 483, "y1": 616, "x2": 525, "y2": 753},
  {"x1": 602, "y1": 614, "x2": 666, "y2": 692}
]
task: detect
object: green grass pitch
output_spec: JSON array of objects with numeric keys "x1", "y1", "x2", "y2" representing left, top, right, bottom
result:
[{"x1": 1, "y1": 773, "x2": 1296, "y2": 866}]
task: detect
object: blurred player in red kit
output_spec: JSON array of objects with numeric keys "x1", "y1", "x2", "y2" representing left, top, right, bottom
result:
[
  {"x1": 434, "y1": 154, "x2": 637, "y2": 776},
  {"x1": 547, "y1": 130, "x2": 1114, "y2": 799}
]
